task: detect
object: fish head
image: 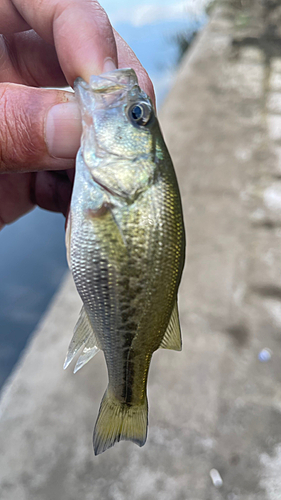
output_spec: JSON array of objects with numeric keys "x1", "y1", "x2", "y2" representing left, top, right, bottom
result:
[
  {"x1": 74, "y1": 69, "x2": 159, "y2": 200},
  {"x1": 74, "y1": 69, "x2": 155, "y2": 161}
]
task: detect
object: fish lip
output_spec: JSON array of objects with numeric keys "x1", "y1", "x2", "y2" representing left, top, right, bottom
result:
[
  {"x1": 74, "y1": 68, "x2": 139, "y2": 95},
  {"x1": 74, "y1": 68, "x2": 149, "y2": 116},
  {"x1": 74, "y1": 68, "x2": 153, "y2": 116}
]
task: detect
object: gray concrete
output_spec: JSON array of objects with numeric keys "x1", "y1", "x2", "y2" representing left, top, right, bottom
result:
[{"x1": 2, "y1": 1, "x2": 281, "y2": 498}]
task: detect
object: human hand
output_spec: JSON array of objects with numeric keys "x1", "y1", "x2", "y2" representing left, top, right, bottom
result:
[{"x1": 0, "y1": 0, "x2": 155, "y2": 229}]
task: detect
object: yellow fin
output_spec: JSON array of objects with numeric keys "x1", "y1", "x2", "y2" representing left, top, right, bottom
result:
[
  {"x1": 160, "y1": 302, "x2": 182, "y2": 351},
  {"x1": 93, "y1": 390, "x2": 148, "y2": 455},
  {"x1": 64, "y1": 306, "x2": 100, "y2": 370}
]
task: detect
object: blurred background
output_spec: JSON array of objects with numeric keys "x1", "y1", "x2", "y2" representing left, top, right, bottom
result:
[{"x1": 2, "y1": 0, "x2": 281, "y2": 499}]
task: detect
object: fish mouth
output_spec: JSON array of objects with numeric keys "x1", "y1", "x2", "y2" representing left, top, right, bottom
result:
[
  {"x1": 89, "y1": 68, "x2": 138, "y2": 93},
  {"x1": 74, "y1": 68, "x2": 152, "y2": 112},
  {"x1": 74, "y1": 68, "x2": 139, "y2": 97}
]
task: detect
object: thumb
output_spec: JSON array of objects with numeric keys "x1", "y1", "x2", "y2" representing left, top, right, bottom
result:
[{"x1": 0, "y1": 83, "x2": 82, "y2": 173}]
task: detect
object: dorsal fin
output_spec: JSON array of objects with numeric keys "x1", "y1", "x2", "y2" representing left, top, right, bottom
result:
[
  {"x1": 64, "y1": 306, "x2": 100, "y2": 369},
  {"x1": 160, "y1": 302, "x2": 182, "y2": 351}
]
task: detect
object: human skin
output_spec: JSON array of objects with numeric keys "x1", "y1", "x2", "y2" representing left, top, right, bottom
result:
[{"x1": 0, "y1": 0, "x2": 155, "y2": 230}]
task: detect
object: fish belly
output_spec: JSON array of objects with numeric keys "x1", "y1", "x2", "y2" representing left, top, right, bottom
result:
[{"x1": 69, "y1": 162, "x2": 184, "y2": 454}]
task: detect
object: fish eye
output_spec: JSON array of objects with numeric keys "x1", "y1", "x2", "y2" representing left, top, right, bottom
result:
[{"x1": 128, "y1": 102, "x2": 151, "y2": 126}]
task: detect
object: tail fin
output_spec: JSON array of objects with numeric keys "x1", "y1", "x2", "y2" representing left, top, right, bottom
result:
[{"x1": 93, "y1": 389, "x2": 148, "y2": 455}]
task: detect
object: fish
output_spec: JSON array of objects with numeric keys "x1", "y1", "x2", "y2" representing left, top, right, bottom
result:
[{"x1": 64, "y1": 68, "x2": 185, "y2": 455}]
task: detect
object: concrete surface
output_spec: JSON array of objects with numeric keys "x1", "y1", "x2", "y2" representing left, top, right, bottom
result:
[{"x1": 1, "y1": 1, "x2": 281, "y2": 498}]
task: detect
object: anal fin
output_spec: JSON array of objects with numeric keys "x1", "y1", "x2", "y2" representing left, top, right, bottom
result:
[
  {"x1": 160, "y1": 301, "x2": 182, "y2": 351},
  {"x1": 74, "y1": 333, "x2": 100, "y2": 373},
  {"x1": 64, "y1": 306, "x2": 100, "y2": 370}
]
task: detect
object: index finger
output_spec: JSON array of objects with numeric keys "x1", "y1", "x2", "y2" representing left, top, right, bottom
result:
[{"x1": 6, "y1": 0, "x2": 118, "y2": 85}]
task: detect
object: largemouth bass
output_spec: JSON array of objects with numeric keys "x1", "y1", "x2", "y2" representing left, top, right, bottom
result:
[{"x1": 65, "y1": 68, "x2": 185, "y2": 455}]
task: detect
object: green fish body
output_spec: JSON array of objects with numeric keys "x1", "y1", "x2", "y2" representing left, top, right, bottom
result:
[{"x1": 65, "y1": 69, "x2": 185, "y2": 455}]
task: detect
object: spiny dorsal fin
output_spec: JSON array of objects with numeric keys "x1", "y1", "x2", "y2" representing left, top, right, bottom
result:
[
  {"x1": 64, "y1": 306, "x2": 100, "y2": 369},
  {"x1": 160, "y1": 302, "x2": 182, "y2": 351}
]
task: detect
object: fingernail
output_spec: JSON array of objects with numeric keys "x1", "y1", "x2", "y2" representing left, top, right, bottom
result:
[
  {"x1": 103, "y1": 57, "x2": 117, "y2": 73},
  {"x1": 45, "y1": 101, "x2": 82, "y2": 159}
]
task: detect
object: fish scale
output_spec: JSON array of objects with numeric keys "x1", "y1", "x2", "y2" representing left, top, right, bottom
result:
[{"x1": 65, "y1": 68, "x2": 185, "y2": 455}]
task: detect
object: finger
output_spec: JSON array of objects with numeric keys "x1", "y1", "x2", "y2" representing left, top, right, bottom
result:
[
  {"x1": 0, "y1": 29, "x2": 155, "y2": 105},
  {"x1": 0, "y1": 83, "x2": 81, "y2": 174},
  {"x1": 114, "y1": 30, "x2": 155, "y2": 106},
  {"x1": 0, "y1": 0, "x2": 30, "y2": 34},
  {"x1": 0, "y1": 172, "x2": 34, "y2": 228},
  {"x1": 0, "y1": 170, "x2": 72, "y2": 228},
  {"x1": 32, "y1": 170, "x2": 72, "y2": 216},
  {"x1": 1, "y1": 31, "x2": 67, "y2": 87},
  {"x1": 9, "y1": 0, "x2": 118, "y2": 85}
]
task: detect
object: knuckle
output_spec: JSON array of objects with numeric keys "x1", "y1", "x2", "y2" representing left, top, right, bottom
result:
[{"x1": 0, "y1": 84, "x2": 43, "y2": 172}]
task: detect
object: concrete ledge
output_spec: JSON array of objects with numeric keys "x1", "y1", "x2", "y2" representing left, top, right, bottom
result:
[{"x1": 1, "y1": 2, "x2": 281, "y2": 498}]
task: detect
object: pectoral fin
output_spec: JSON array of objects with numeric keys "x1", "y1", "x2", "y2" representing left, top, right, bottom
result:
[
  {"x1": 64, "y1": 306, "x2": 100, "y2": 370},
  {"x1": 160, "y1": 302, "x2": 182, "y2": 351},
  {"x1": 65, "y1": 212, "x2": 72, "y2": 270}
]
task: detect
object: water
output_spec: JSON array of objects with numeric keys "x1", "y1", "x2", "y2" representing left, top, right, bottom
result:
[
  {"x1": 102, "y1": 0, "x2": 209, "y2": 105},
  {"x1": 0, "y1": 0, "x2": 209, "y2": 389},
  {"x1": 0, "y1": 209, "x2": 67, "y2": 387}
]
